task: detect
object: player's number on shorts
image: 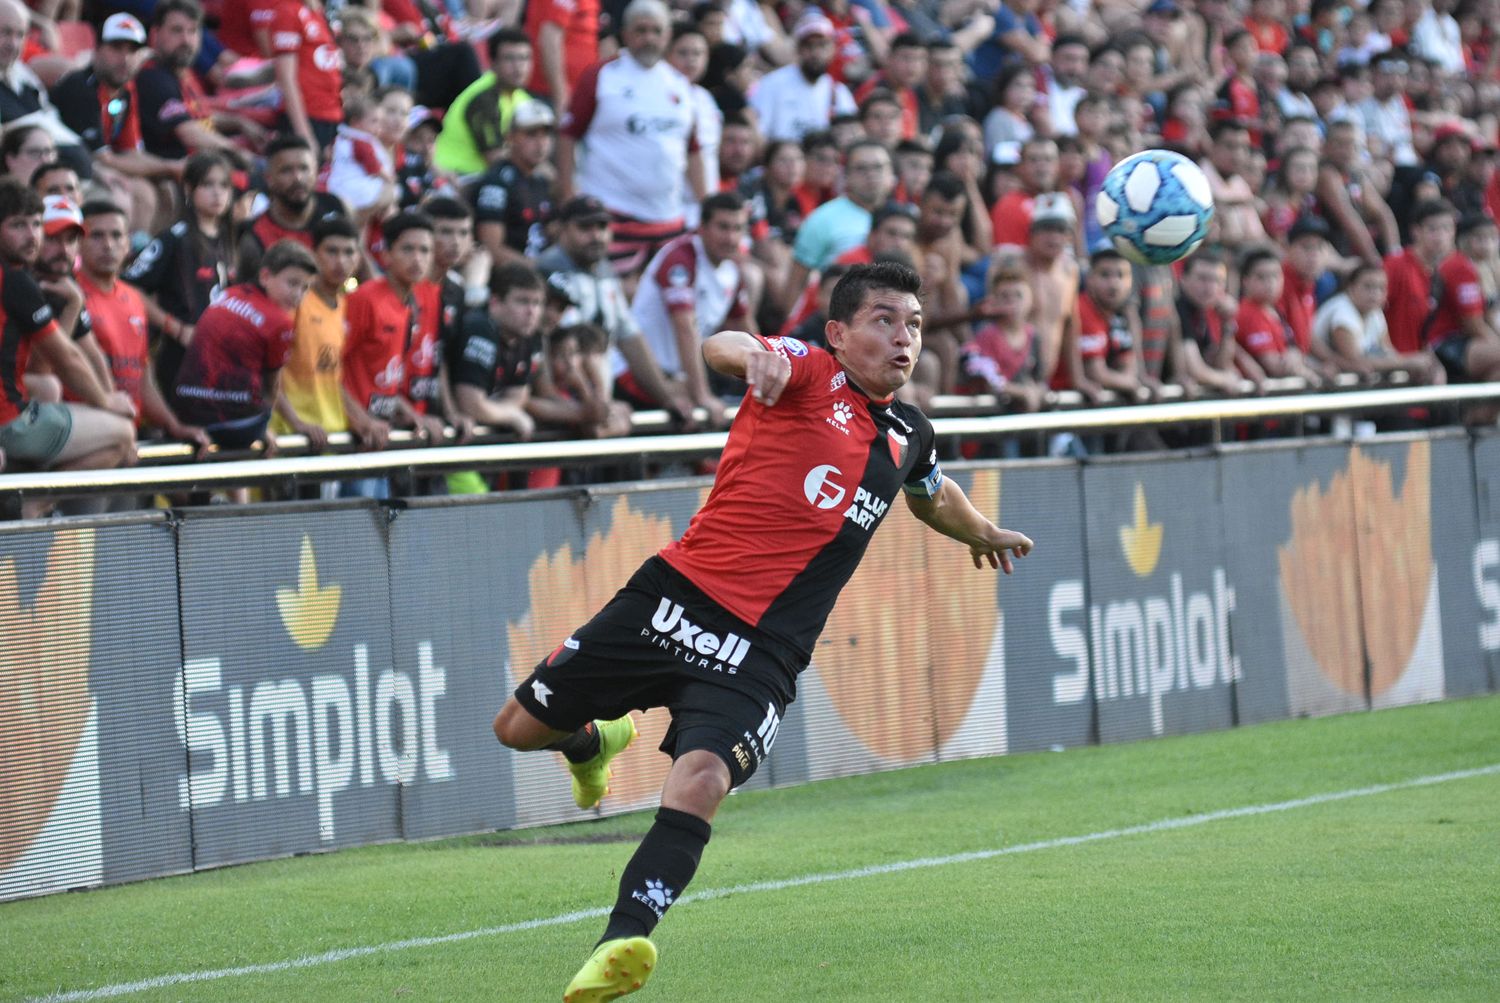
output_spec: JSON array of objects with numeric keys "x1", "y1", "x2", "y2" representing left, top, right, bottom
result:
[{"x1": 755, "y1": 703, "x2": 781, "y2": 760}]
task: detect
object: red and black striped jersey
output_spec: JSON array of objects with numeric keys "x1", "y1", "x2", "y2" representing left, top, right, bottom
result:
[
  {"x1": 661, "y1": 335, "x2": 942, "y2": 658},
  {"x1": 0, "y1": 264, "x2": 61, "y2": 424}
]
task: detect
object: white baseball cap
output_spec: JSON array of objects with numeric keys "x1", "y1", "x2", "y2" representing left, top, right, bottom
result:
[{"x1": 100, "y1": 13, "x2": 147, "y2": 46}]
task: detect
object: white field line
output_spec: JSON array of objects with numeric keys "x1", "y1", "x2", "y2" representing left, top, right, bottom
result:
[{"x1": 29, "y1": 762, "x2": 1500, "y2": 1002}]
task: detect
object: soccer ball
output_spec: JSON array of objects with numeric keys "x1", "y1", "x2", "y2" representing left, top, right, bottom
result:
[{"x1": 1095, "y1": 150, "x2": 1215, "y2": 265}]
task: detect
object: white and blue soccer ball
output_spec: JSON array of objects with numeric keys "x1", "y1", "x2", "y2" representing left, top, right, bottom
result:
[{"x1": 1095, "y1": 150, "x2": 1215, "y2": 265}]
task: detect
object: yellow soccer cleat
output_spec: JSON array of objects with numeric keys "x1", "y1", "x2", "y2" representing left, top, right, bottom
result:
[
  {"x1": 562, "y1": 937, "x2": 657, "y2": 1002},
  {"x1": 568, "y1": 715, "x2": 638, "y2": 810}
]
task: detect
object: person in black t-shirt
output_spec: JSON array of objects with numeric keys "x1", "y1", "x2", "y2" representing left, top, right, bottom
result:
[
  {"x1": 469, "y1": 100, "x2": 555, "y2": 267},
  {"x1": 237, "y1": 135, "x2": 347, "y2": 281},
  {"x1": 452, "y1": 261, "x2": 544, "y2": 439},
  {"x1": 124, "y1": 151, "x2": 237, "y2": 402}
]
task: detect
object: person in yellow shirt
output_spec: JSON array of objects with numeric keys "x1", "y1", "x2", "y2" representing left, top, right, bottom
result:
[{"x1": 272, "y1": 217, "x2": 362, "y2": 451}]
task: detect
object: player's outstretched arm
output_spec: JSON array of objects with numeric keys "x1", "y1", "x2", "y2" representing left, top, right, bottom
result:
[
  {"x1": 905, "y1": 478, "x2": 1034, "y2": 573},
  {"x1": 703, "y1": 331, "x2": 792, "y2": 406}
]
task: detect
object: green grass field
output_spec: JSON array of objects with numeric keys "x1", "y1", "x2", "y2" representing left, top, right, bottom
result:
[{"x1": 5, "y1": 694, "x2": 1499, "y2": 1002}]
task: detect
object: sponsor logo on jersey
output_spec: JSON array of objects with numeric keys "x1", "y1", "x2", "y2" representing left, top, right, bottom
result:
[
  {"x1": 829, "y1": 370, "x2": 847, "y2": 392},
  {"x1": 667, "y1": 263, "x2": 691, "y2": 287},
  {"x1": 644, "y1": 598, "x2": 752, "y2": 673},
  {"x1": 803, "y1": 464, "x2": 846, "y2": 509}
]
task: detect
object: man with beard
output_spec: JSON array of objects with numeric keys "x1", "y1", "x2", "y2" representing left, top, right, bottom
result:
[
  {"x1": 537, "y1": 195, "x2": 692, "y2": 424},
  {"x1": 559, "y1": 0, "x2": 705, "y2": 276},
  {"x1": 49, "y1": 14, "x2": 177, "y2": 237},
  {"x1": 237, "y1": 134, "x2": 348, "y2": 281},
  {"x1": 77, "y1": 199, "x2": 206, "y2": 450},
  {"x1": 749, "y1": 14, "x2": 855, "y2": 142},
  {"x1": 0, "y1": 180, "x2": 135, "y2": 487},
  {"x1": 136, "y1": 0, "x2": 266, "y2": 164},
  {"x1": 29, "y1": 196, "x2": 104, "y2": 391}
]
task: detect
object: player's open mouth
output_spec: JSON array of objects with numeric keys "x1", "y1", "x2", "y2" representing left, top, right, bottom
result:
[{"x1": 891, "y1": 354, "x2": 911, "y2": 367}]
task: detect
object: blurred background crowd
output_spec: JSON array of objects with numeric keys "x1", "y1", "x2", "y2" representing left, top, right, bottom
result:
[{"x1": 2, "y1": 0, "x2": 1499, "y2": 504}]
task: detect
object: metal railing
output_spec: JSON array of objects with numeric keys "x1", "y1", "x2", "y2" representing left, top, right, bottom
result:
[{"x1": 2, "y1": 379, "x2": 1497, "y2": 500}]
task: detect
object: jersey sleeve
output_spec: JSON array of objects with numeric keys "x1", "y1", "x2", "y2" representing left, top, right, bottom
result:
[
  {"x1": 901, "y1": 410, "x2": 943, "y2": 498},
  {"x1": 471, "y1": 175, "x2": 510, "y2": 224},
  {"x1": 452, "y1": 312, "x2": 499, "y2": 392},
  {"x1": 122, "y1": 230, "x2": 175, "y2": 293},
  {"x1": 560, "y1": 63, "x2": 602, "y2": 140},
  {"x1": 751, "y1": 334, "x2": 824, "y2": 397},
  {"x1": 1442, "y1": 257, "x2": 1485, "y2": 318},
  {"x1": 655, "y1": 245, "x2": 698, "y2": 314},
  {"x1": 4, "y1": 268, "x2": 59, "y2": 343},
  {"x1": 135, "y1": 67, "x2": 188, "y2": 145},
  {"x1": 270, "y1": 7, "x2": 304, "y2": 56}
]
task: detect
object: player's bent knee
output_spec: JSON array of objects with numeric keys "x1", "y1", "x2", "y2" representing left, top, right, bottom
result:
[
  {"x1": 492, "y1": 698, "x2": 554, "y2": 750},
  {"x1": 662, "y1": 750, "x2": 732, "y2": 817}
]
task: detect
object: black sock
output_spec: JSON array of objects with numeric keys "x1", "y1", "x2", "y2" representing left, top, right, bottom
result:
[
  {"x1": 546, "y1": 722, "x2": 600, "y2": 764},
  {"x1": 599, "y1": 807, "x2": 712, "y2": 944}
]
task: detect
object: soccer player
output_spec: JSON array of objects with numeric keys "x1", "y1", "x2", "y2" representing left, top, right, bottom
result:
[{"x1": 490, "y1": 261, "x2": 1033, "y2": 1001}]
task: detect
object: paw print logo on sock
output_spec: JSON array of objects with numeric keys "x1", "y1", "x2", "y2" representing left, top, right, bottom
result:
[{"x1": 644, "y1": 879, "x2": 673, "y2": 909}]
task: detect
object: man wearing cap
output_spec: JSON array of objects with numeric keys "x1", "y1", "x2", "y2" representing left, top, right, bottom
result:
[
  {"x1": 50, "y1": 13, "x2": 178, "y2": 237},
  {"x1": 560, "y1": 0, "x2": 705, "y2": 277},
  {"x1": 32, "y1": 195, "x2": 106, "y2": 379},
  {"x1": 537, "y1": 195, "x2": 695, "y2": 424},
  {"x1": 749, "y1": 13, "x2": 856, "y2": 142},
  {"x1": 433, "y1": 28, "x2": 534, "y2": 176},
  {"x1": 470, "y1": 99, "x2": 556, "y2": 268}
]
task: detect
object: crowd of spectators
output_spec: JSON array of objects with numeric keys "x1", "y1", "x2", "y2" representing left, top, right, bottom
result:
[{"x1": 3, "y1": 0, "x2": 1500, "y2": 504}]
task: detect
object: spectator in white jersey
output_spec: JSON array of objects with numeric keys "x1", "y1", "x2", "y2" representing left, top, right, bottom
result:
[
  {"x1": 749, "y1": 13, "x2": 856, "y2": 142},
  {"x1": 629, "y1": 192, "x2": 753, "y2": 428},
  {"x1": 558, "y1": 0, "x2": 705, "y2": 277}
]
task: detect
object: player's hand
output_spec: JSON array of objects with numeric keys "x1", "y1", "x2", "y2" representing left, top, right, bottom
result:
[
  {"x1": 744, "y1": 346, "x2": 791, "y2": 407},
  {"x1": 416, "y1": 414, "x2": 448, "y2": 444},
  {"x1": 971, "y1": 527, "x2": 1033, "y2": 573},
  {"x1": 295, "y1": 421, "x2": 330, "y2": 454}
]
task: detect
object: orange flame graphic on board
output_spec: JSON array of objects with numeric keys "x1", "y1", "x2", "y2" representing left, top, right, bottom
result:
[
  {"x1": 507, "y1": 495, "x2": 698, "y2": 808},
  {"x1": 0, "y1": 529, "x2": 96, "y2": 871},
  {"x1": 1277, "y1": 442, "x2": 1431, "y2": 696},
  {"x1": 818, "y1": 470, "x2": 1001, "y2": 761}
]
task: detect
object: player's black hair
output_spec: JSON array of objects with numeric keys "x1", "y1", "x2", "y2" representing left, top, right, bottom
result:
[
  {"x1": 311, "y1": 215, "x2": 360, "y2": 247},
  {"x1": 699, "y1": 192, "x2": 745, "y2": 225},
  {"x1": 828, "y1": 261, "x2": 923, "y2": 323},
  {"x1": 260, "y1": 239, "x2": 319, "y2": 276},
  {"x1": 265, "y1": 133, "x2": 315, "y2": 162},
  {"x1": 490, "y1": 260, "x2": 544, "y2": 300},
  {"x1": 1182, "y1": 247, "x2": 1229, "y2": 273},
  {"x1": 422, "y1": 195, "x2": 472, "y2": 222},
  {"x1": 890, "y1": 31, "x2": 924, "y2": 52},
  {"x1": 923, "y1": 170, "x2": 965, "y2": 202},
  {"x1": 0, "y1": 178, "x2": 44, "y2": 223},
  {"x1": 80, "y1": 198, "x2": 127, "y2": 222},
  {"x1": 487, "y1": 27, "x2": 531, "y2": 63},
  {"x1": 871, "y1": 202, "x2": 918, "y2": 230},
  {"x1": 382, "y1": 210, "x2": 435, "y2": 247}
]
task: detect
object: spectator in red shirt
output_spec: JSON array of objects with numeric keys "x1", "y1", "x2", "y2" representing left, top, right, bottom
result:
[
  {"x1": 1244, "y1": 0, "x2": 1290, "y2": 53},
  {"x1": 854, "y1": 32, "x2": 926, "y2": 141},
  {"x1": 527, "y1": 0, "x2": 600, "y2": 110},
  {"x1": 1427, "y1": 213, "x2": 1500, "y2": 388},
  {"x1": 1077, "y1": 249, "x2": 1145, "y2": 399},
  {"x1": 269, "y1": 0, "x2": 343, "y2": 155},
  {"x1": 1385, "y1": 199, "x2": 1457, "y2": 353},
  {"x1": 1279, "y1": 215, "x2": 1342, "y2": 378},
  {"x1": 341, "y1": 210, "x2": 447, "y2": 460},
  {"x1": 1173, "y1": 250, "x2": 1258, "y2": 396},
  {"x1": 1216, "y1": 30, "x2": 1262, "y2": 145},
  {"x1": 1235, "y1": 246, "x2": 1324, "y2": 383},
  {"x1": 173, "y1": 239, "x2": 318, "y2": 450},
  {"x1": 76, "y1": 199, "x2": 205, "y2": 450}
]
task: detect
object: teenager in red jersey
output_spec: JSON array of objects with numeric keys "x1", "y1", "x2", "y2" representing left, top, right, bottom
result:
[{"x1": 491, "y1": 261, "x2": 1034, "y2": 1002}]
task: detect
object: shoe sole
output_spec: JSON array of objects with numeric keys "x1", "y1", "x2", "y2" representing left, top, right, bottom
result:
[{"x1": 562, "y1": 936, "x2": 656, "y2": 1002}]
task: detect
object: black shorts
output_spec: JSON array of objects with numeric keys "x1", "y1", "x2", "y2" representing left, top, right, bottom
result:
[
  {"x1": 1434, "y1": 335, "x2": 1471, "y2": 383},
  {"x1": 513, "y1": 556, "x2": 801, "y2": 788}
]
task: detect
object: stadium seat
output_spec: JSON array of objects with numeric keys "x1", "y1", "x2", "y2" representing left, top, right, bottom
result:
[{"x1": 55, "y1": 20, "x2": 95, "y2": 60}]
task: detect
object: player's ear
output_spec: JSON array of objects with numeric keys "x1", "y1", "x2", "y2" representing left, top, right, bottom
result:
[{"x1": 824, "y1": 319, "x2": 844, "y2": 351}]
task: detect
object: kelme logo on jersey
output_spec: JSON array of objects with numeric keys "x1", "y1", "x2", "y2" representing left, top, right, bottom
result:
[
  {"x1": 827, "y1": 400, "x2": 853, "y2": 434},
  {"x1": 645, "y1": 598, "x2": 751, "y2": 674}
]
